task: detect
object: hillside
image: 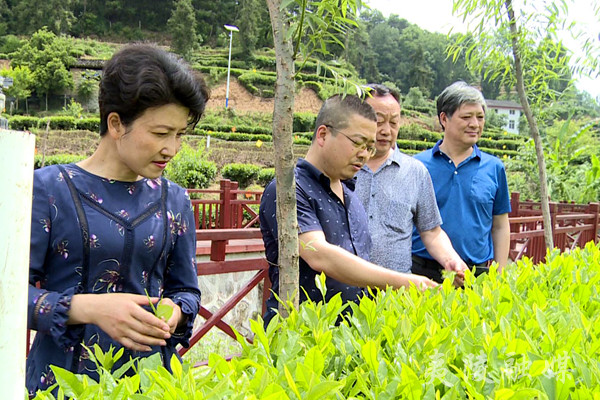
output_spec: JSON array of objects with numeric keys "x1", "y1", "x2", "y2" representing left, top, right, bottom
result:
[
  {"x1": 33, "y1": 78, "x2": 424, "y2": 168},
  {"x1": 206, "y1": 80, "x2": 323, "y2": 114}
]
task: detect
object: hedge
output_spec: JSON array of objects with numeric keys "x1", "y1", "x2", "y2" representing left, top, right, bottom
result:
[
  {"x1": 9, "y1": 115, "x2": 101, "y2": 132},
  {"x1": 34, "y1": 154, "x2": 85, "y2": 169},
  {"x1": 33, "y1": 243, "x2": 600, "y2": 399},
  {"x1": 221, "y1": 162, "x2": 261, "y2": 188}
]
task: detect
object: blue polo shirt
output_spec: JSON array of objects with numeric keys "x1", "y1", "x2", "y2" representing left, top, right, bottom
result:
[
  {"x1": 412, "y1": 141, "x2": 511, "y2": 265},
  {"x1": 259, "y1": 158, "x2": 370, "y2": 324}
]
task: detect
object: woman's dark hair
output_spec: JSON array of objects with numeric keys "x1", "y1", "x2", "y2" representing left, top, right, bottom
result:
[{"x1": 99, "y1": 44, "x2": 210, "y2": 136}]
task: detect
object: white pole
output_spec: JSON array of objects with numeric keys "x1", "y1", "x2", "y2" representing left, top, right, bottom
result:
[
  {"x1": 225, "y1": 30, "x2": 233, "y2": 109},
  {"x1": 0, "y1": 129, "x2": 35, "y2": 398}
]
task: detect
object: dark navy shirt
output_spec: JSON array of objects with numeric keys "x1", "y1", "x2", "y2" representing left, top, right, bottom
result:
[
  {"x1": 27, "y1": 164, "x2": 200, "y2": 394},
  {"x1": 259, "y1": 159, "x2": 371, "y2": 324}
]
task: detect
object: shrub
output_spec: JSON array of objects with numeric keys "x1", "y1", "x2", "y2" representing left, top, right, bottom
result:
[
  {"x1": 293, "y1": 112, "x2": 316, "y2": 133},
  {"x1": 164, "y1": 143, "x2": 217, "y2": 189},
  {"x1": 397, "y1": 123, "x2": 442, "y2": 142},
  {"x1": 221, "y1": 163, "x2": 261, "y2": 188},
  {"x1": 8, "y1": 115, "x2": 40, "y2": 130},
  {"x1": 403, "y1": 86, "x2": 427, "y2": 108},
  {"x1": 75, "y1": 117, "x2": 100, "y2": 132},
  {"x1": 257, "y1": 167, "x2": 275, "y2": 187},
  {"x1": 403, "y1": 103, "x2": 436, "y2": 115},
  {"x1": 34, "y1": 154, "x2": 85, "y2": 169},
  {"x1": 34, "y1": 243, "x2": 600, "y2": 399},
  {"x1": 39, "y1": 116, "x2": 77, "y2": 130},
  {"x1": 61, "y1": 99, "x2": 84, "y2": 118},
  {"x1": 237, "y1": 72, "x2": 277, "y2": 97}
]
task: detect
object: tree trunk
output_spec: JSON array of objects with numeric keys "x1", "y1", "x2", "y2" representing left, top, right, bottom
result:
[
  {"x1": 505, "y1": 0, "x2": 554, "y2": 249},
  {"x1": 266, "y1": 0, "x2": 300, "y2": 315}
]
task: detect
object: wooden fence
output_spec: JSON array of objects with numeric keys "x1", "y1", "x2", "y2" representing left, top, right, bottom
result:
[
  {"x1": 178, "y1": 228, "x2": 270, "y2": 363},
  {"x1": 187, "y1": 179, "x2": 262, "y2": 229},
  {"x1": 509, "y1": 192, "x2": 600, "y2": 263}
]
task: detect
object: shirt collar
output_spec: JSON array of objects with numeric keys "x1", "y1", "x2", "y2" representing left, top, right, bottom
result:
[
  {"x1": 389, "y1": 147, "x2": 404, "y2": 166},
  {"x1": 432, "y1": 140, "x2": 481, "y2": 159},
  {"x1": 297, "y1": 158, "x2": 356, "y2": 192}
]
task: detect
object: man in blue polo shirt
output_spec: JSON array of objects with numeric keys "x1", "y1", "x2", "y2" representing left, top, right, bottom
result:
[
  {"x1": 412, "y1": 81, "x2": 511, "y2": 282},
  {"x1": 260, "y1": 94, "x2": 437, "y2": 324}
]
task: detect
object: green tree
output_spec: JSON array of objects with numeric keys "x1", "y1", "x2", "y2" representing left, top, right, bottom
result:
[
  {"x1": 11, "y1": 28, "x2": 74, "y2": 111},
  {"x1": 266, "y1": 0, "x2": 363, "y2": 314},
  {"x1": 193, "y1": 0, "x2": 239, "y2": 45},
  {"x1": 0, "y1": 66, "x2": 33, "y2": 114},
  {"x1": 0, "y1": 0, "x2": 10, "y2": 36},
  {"x1": 168, "y1": 0, "x2": 199, "y2": 60},
  {"x1": 238, "y1": 0, "x2": 262, "y2": 56},
  {"x1": 76, "y1": 70, "x2": 100, "y2": 112},
  {"x1": 344, "y1": 18, "x2": 379, "y2": 83},
  {"x1": 368, "y1": 23, "x2": 403, "y2": 85},
  {"x1": 10, "y1": 0, "x2": 75, "y2": 34},
  {"x1": 450, "y1": 0, "x2": 600, "y2": 249},
  {"x1": 403, "y1": 87, "x2": 427, "y2": 108}
]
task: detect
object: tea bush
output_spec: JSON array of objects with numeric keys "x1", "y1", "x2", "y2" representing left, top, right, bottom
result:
[
  {"x1": 293, "y1": 112, "x2": 316, "y2": 133},
  {"x1": 257, "y1": 167, "x2": 275, "y2": 187},
  {"x1": 8, "y1": 115, "x2": 40, "y2": 130},
  {"x1": 163, "y1": 143, "x2": 217, "y2": 189},
  {"x1": 221, "y1": 162, "x2": 261, "y2": 188},
  {"x1": 34, "y1": 154, "x2": 85, "y2": 168},
  {"x1": 33, "y1": 242, "x2": 600, "y2": 399},
  {"x1": 74, "y1": 117, "x2": 100, "y2": 132}
]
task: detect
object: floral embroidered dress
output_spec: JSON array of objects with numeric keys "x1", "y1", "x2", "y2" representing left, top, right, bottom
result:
[{"x1": 27, "y1": 164, "x2": 201, "y2": 394}]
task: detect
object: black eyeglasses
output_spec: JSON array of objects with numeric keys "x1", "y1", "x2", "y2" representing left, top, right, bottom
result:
[{"x1": 325, "y1": 125, "x2": 377, "y2": 157}]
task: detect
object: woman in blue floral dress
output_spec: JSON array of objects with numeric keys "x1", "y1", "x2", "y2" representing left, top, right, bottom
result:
[{"x1": 27, "y1": 44, "x2": 207, "y2": 395}]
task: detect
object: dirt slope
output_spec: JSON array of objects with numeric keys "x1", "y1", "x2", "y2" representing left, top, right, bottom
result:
[{"x1": 205, "y1": 79, "x2": 323, "y2": 114}]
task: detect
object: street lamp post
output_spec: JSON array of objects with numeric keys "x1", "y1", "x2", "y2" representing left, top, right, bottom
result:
[{"x1": 224, "y1": 24, "x2": 239, "y2": 109}]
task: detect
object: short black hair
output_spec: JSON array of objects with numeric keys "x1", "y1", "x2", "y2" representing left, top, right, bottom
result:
[
  {"x1": 365, "y1": 83, "x2": 400, "y2": 103},
  {"x1": 313, "y1": 94, "x2": 377, "y2": 141},
  {"x1": 99, "y1": 44, "x2": 210, "y2": 136}
]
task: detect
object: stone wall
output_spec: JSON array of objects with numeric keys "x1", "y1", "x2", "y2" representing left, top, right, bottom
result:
[{"x1": 195, "y1": 252, "x2": 267, "y2": 338}]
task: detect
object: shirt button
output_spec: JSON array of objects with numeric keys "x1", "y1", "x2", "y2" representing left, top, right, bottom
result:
[
  {"x1": 369, "y1": 215, "x2": 373, "y2": 219},
  {"x1": 371, "y1": 193, "x2": 375, "y2": 197},
  {"x1": 454, "y1": 171, "x2": 458, "y2": 175},
  {"x1": 448, "y1": 160, "x2": 452, "y2": 163}
]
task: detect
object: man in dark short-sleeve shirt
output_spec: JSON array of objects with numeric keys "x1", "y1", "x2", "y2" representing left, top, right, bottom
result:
[{"x1": 260, "y1": 94, "x2": 437, "y2": 325}]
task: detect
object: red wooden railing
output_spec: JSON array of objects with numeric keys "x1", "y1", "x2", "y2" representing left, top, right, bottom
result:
[
  {"x1": 509, "y1": 192, "x2": 600, "y2": 263},
  {"x1": 187, "y1": 180, "x2": 263, "y2": 230},
  {"x1": 178, "y1": 228, "x2": 270, "y2": 362}
]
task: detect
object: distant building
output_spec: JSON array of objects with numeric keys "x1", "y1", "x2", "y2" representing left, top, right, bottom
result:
[{"x1": 486, "y1": 99, "x2": 523, "y2": 134}]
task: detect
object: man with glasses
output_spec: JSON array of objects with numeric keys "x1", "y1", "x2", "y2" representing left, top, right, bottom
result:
[
  {"x1": 355, "y1": 84, "x2": 467, "y2": 284},
  {"x1": 259, "y1": 94, "x2": 437, "y2": 325}
]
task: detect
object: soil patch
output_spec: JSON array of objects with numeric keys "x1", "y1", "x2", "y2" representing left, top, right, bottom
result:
[{"x1": 205, "y1": 79, "x2": 323, "y2": 114}]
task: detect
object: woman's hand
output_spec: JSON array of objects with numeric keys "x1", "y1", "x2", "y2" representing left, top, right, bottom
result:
[
  {"x1": 69, "y1": 293, "x2": 172, "y2": 352},
  {"x1": 156, "y1": 297, "x2": 183, "y2": 334}
]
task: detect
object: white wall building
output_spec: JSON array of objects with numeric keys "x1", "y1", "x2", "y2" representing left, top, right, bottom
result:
[{"x1": 486, "y1": 99, "x2": 523, "y2": 134}]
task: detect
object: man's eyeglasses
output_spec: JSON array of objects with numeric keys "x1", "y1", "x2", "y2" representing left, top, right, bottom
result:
[{"x1": 325, "y1": 125, "x2": 377, "y2": 157}]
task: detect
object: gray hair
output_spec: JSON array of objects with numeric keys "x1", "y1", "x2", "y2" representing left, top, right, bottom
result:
[{"x1": 436, "y1": 81, "x2": 486, "y2": 126}]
